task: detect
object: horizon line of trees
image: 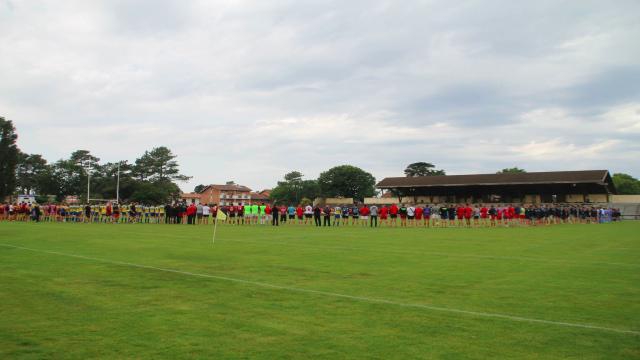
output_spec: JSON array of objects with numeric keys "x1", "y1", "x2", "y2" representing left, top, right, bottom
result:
[
  {"x1": 1, "y1": 116, "x2": 190, "y2": 204},
  {"x1": 3, "y1": 115, "x2": 639, "y2": 204}
]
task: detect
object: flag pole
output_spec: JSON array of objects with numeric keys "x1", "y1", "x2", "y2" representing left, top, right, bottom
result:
[{"x1": 212, "y1": 218, "x2": 218, "y2": 245}]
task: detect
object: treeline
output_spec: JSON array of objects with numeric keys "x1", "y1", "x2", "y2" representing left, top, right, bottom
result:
[
  {"x1": 1, "y1": 116, "x2": 189, "y2": 204},
  {"x1": 270, "y1": 166, "x2": 377, "y2": 204}
]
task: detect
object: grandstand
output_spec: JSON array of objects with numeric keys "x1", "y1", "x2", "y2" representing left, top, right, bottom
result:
[{"x1": 377, "y1": 170, "x2": 616, "y2": 204}]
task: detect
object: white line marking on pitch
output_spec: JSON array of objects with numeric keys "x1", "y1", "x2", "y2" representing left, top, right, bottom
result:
[{"x1": 1, "y1": 243, "x2": 638, "y2": 336}]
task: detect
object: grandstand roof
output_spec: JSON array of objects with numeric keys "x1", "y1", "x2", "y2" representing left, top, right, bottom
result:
[{"x1": 377, "y1": 170, "x2": 613, "y2": 189}]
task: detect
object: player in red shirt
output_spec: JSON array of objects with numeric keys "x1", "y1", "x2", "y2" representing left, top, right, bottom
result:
[
  {"x1": 359, "y1": 205, "x2": 369, "y2": 227},
  {"x1": 456, "y1": 205, "x2": 464, "y2": 227},
  {"x1": 508, "y1": 206, "x2": 516, "y2": 225},
  {"x1": 389, "y1": 204, "x2": 399, "y2": 227},
  {"x1": 295, "y1": 205, "x2": 303, "y2": 225},
  {"x1": 414, "y1": 206, "x2": 423, "y2": 227},
  {"x1": 480, "y1": 205, "x2": 488, "y2": 226},
  {"x1": 226, "y1": 205, "x2": 235, "y2": 224},
  {"x1": 379, "y1": 205, "x2": 389, "y2": 226},
  {"x1": 265, "y1": 204, "x2": 272, "y2": 225},
  {"x1": 464, "y1": 204, "x2": 473, "y2": 227}
]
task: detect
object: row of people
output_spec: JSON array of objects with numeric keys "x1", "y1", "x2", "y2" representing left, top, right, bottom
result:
[{"x1": 1, "y1": 202, "x2": 622, "y2": 227}]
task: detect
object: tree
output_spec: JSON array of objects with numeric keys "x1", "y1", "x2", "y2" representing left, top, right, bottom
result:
[
  {"x1": 404, "y1": 162, "x2": 445, "y2": 177},
  {"x1": 130, "y1": 180, "x2": 181, "y2": 204},
  {"x1": 612, "y1": 173, "x2": 640, "y2": 195},
  {"x1": 497, "y1": 167, "x2": 527, "y2": 174},
  {"x1": 317, "y1": 165, "x2": 376, "y2": 201},
  {"x1": 270, "y1": 171, "x2": 320, "y2": 205},
  {"x1": 51, "y1": 158, "x2": 84, "y2": 198},
  {"x1": 133, "y1": 146, "x2": 190, "y2": 182},
  {"x1": 70, "y1": 150, "x2": 100, "y2": 164},
  {"x1": 194, "y1": 184, "x2": 207, "y2": 193},
  {"x1": 284, "y1": 171, "x2": 303, "y2": 183},
  {"x1": 0, "y1": 117, "x2": 19, "y2": 199},
  {"x1": 15, "y1": 152, "x2": 49, "y2": 194}
]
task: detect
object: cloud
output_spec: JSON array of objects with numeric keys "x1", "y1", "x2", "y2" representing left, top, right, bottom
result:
[{"x1": 1, "y1": 0, "x2": 639, "y2": 192}]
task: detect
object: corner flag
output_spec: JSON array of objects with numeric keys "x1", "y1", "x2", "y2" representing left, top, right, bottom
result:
[{"x1": 212, "y1": 209, "x2": 226, "y2": 245}]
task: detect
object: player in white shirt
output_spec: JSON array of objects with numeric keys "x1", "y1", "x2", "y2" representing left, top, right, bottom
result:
[
  {"x1": 304, "y1": 204, "x2": 313, "y2": 225},
  {"x1": 407, "y1": 205, "x2": 416, "y2": 226},
  {"x1": 202, "y1": 204, "x2": 210, "y2": 224}
]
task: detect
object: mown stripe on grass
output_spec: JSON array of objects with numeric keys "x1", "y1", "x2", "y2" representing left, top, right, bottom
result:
[
  {"x1": 1, "y1": 243, "x2": 638, "y2": 336},
  {"x1": 81, "y1": 228, "x2": 640, "y2": 268}
]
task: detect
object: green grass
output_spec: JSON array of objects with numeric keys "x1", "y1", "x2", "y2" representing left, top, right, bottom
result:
[{"x1": 1, "y1": 221, "x2": 639, "y2": 359}]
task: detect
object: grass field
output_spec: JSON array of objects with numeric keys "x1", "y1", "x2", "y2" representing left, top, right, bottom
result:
[{"x1": 1, "y1": 221, "x2": 639, "y2": 359}]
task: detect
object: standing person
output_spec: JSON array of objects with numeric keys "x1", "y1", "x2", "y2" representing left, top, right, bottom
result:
[
  {"x1": 84, "y1": 204, "x2": 91, "y2": 223},
  {"x1": 399, "y1": 204, "x2": 408, "y2": 227},
  {"x1": 389, "y1": 203, "x2": 399, "y2": 227},
  {"x1": 413, "y1": 205, "x2": 422, "y2": 226},
  {"x1": 105, "y1": 202, "x2": 113, "y2": 223},
  {"x1": 211, "y1": 203, "x2": 218, "y2": 221},
  {"x1": 227, "y1": 204, "x2": 236, "y2": 225},
  {"x1": 288, "y1": 204, "x2": 296, "y2": 224},
  {"x1": 407, "y1": 205, "x2": 415, "y2": 226},
  {"x1": 379, "y1": 205, "x2": 388, "y2": 226},
  {"x1": 187, "y1": 202, "x2": 197, "y2": 225},
  {"x1": 163, "y1": 203, "x2": 171, "y2": 224},
  {"x1": 369, "y1": 204, "x2": 378, "y2": 227},
  {"x1": 202, "y1": 203, "x2": 210, "y2": 224},
  {"x1": 32, "y1": 204, "x2": 41, "y2": 222},
  {"x1": 304, "y1": 204, "x2": 313, "y2": 225},
  {"x1": 196, "y1": 202, "x2": 203, "y2": 224},
  {"x1": 359, "y1": 204, "x2": 369, "y2": 227},
  {"x1": 464, "y1": 204, "x2": 473, "y2": 227},
  {"x1": 131, "y1": 203, "x2": 139, "y2": 223},
  {"x1": 448, "y1": 204, "x2": 457, "y2": 227},
  {"x1": 350, "y1": 204, "x2": 359, "y2": 225},
  {"x1": 237, "y1": 203, "x2": 245, "y2": 225},
  {"x1": 473, "y1": 204, "x2": 481, "y2": 227},
  {"x1": 113, "y1": 203, "x2": 121, "y2": 224},
  {"x1": 271, "y1": 203, "x2": 279, "y2": 226},
  {"x1": 265, "y1": 204, "x2": 272, "y2": 225},
  {"x1": 333, "y1": 205, "x2": 342, "y2": 226},
  {"x1": 456, "y1": 205, "x2": 465, "y2": 227},
  {"x1": 439, "y1": 204, "x2": 448, "y2": 227},
  {"x1": 323, "y1": 204, "x2": 332, "y2": 226},
  {"x1": 313, "y1": 204, "x2": 322, "y2": 227},
  {"x1": 480, "y1": 204, "x2": 488, "y2": 226},
  {"x1": 341, "y1": 204, "x2": 350, "y2": 226},
  {"x1": 296, "y1": 204, "x2": 304, "y2": 225},
  {"x1": 279, "y1": 205, "x2": 287, "y2": 224},
  {"x1": 489, "y1": 205, "x2": 497, "y2": 227},
  {"x1": 423, "y1": 205, "x2": 432, "y2": 227},
  {"x1": 259, "y1": 203, "x2": 267, "y2": 225}
]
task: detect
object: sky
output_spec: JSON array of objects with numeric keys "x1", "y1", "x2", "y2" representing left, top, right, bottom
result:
[{"x1": 1, "y1": 0, "x2": 639, "y2": 192}]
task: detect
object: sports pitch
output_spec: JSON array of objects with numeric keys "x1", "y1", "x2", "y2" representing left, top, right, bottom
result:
[{"x1": 1, "y1": 222, "x2": 639, "y2": 359}]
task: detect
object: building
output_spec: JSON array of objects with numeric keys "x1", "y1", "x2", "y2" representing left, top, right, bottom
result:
[
  {"x1": 376, "y1": 170, "x2": 616, "y2": 204},
  {"x1": 198, "y1": 184, "x2": 252, "y2": 206},
  {"x1": 179, "y1": 192, "x2": 202, "y2": 205},
  {"x1": 249, "y1": 191, "x2": 270, "y2": 204}
]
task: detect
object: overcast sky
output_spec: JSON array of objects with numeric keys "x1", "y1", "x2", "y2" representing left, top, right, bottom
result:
[{"x1": 2, "y1": 0, "x2": 639, "y2": 192}]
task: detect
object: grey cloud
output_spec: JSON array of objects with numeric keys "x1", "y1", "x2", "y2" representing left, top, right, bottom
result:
[
  {"x1": 563, "y1": 66, "x2": 640, "y2": 108},
  {"x1": 1, "y1": 0, "x2": 639, "y2": 191}
]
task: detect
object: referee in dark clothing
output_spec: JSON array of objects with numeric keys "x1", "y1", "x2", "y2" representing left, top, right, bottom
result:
[
  {"x1": 313, "y1": 205, "x2": 322, "y2": 226},
  {"x1": 272, "y1": 204, "x2": 279, "y2": 226},
  {"x1": 323, "y1": 205, "x2": 332, "y2": 226}
]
